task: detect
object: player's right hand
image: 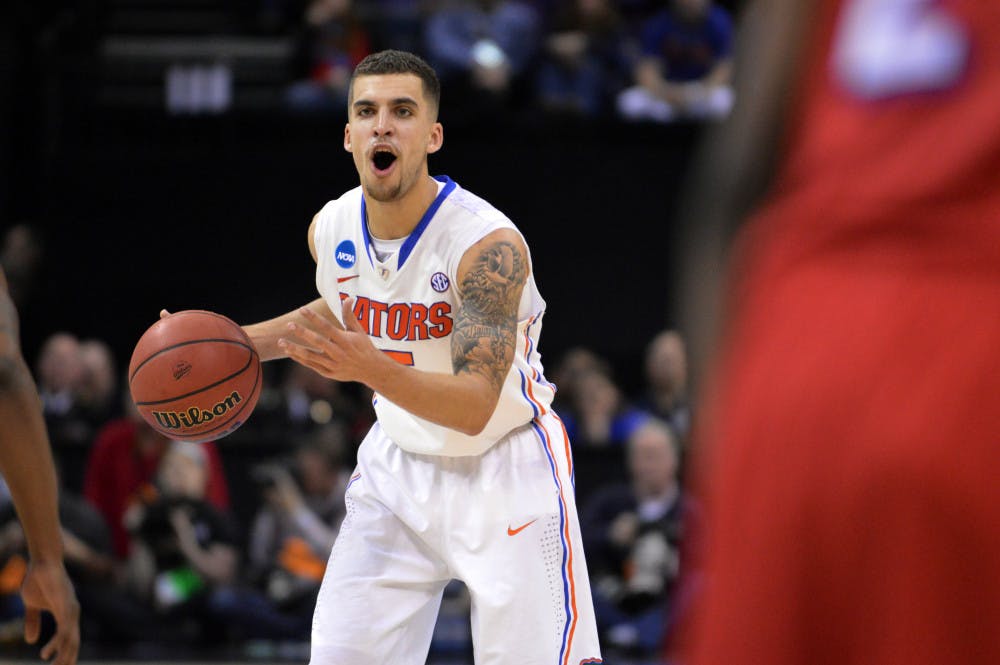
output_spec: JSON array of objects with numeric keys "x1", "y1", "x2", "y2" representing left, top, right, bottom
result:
[
  {"x1": 20, "y1": 559, "x2": 80, "y2": 665},
  {"x1": 159, "y1": 309, "x2": 171, "y2": 319}
]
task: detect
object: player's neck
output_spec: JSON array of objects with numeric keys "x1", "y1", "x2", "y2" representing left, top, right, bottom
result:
[{"x1": 364, "y1": 175, "x2": 439, "y2": 240}]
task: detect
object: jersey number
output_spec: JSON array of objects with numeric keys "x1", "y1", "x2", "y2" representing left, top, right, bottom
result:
[{"x1": 832, "y1": 0, "x2": 969, "y2": 99}]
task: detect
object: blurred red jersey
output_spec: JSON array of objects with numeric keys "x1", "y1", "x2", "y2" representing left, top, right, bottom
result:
[
  {"x1": 744, "y1": 0, "x2": 1000, "y2": 280},
  {"x1": 686, "y1": 2, "x2": 1000, "y2": 665}
]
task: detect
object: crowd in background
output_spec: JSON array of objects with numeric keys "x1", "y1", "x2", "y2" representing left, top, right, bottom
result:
[
  {"x1": 275, "y1": 0, "x2": 734, "y2": 122},
  {"x1": 0, "y1": 1, "x2": 725, "y2": 659},
  {"x1": 0, "y1": 225, "x2": 699, "y2": 663}
]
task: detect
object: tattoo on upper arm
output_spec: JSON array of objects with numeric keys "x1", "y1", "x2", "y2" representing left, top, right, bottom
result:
[{"x1": 451, "y1": 240, "x2": 527, "y2": 392}]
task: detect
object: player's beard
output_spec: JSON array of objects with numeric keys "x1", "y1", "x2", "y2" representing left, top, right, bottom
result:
[
  {"x1": 364, "y1": 178, "x2": 403, "y2": 202},
  {"x1": 363, "y1": 157, "x2": 423, "y2": 203}
]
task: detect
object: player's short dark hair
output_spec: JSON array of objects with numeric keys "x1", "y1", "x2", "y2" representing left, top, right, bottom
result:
[{"x1": 349, "y1": 50, "x2": 441, "y2": 114}]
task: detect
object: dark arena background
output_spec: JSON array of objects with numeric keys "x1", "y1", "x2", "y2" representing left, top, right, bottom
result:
[{"x1": 1, "y1": 1, "x2": 736, "y2": 663}]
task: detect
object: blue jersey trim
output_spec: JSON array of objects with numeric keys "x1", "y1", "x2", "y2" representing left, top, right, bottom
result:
[
  {"x1": 359, "y1": 176, "x2": 456, "y2": 271},
  {"x1": 399, "y1": 176, "x2": 456, "y2": 269},
  {"x1": 360, "y1": 196, "x2": 375, "y2": 268},
  {"x1": 531, "y1": 419, "x2": 573, "y2": 664}
]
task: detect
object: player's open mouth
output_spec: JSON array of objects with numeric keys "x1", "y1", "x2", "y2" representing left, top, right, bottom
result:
[{"x1": 371, "y1": 148, "x2": 397, "y2": 175}]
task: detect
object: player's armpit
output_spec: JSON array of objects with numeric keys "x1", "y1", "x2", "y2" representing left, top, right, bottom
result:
[
  {"x1": 308, "y1": 211, "x2": 322, "y2": 263},
  {"x1": 451, "y1": 229, "x2": 528, "y2": 396}
]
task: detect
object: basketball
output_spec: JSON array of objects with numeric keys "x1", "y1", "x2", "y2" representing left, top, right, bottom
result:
[{"x1": 129, "y1": 310, "x2": 262, "y2": 443}]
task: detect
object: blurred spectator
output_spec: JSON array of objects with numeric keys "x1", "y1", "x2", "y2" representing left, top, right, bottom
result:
[
  {"x1": 535, "y1": 0, "x2": 629, "y2": 117},
  {"x1": 0, "y1": 477, "x2": 27, "y2": 634},
  {"x1": 0, "y1": 468, "x2": 165, "y2": 645},
  {"x1": 636, "y1": 330, "x2": 691, "y2": 441},
  {"x1": 424, "y1": 0, "x2": 541, "y2": 114},
  {"x1": 280, "y1": 361, "x2": 359, "y2": 431},
  {"x1": 36, "y1": 333, "x2": 84, "y2": 419},
  {"x1": 562, "y1": 368, "x2": 647, "y2": 448},
  {"x1": 84, "y1": 403, "x2": 230, "y2": 559},
  {"x1": 581, "y1": 417, "x2": 696, "y2": 653},
  {"x1": 208, "y1": 424, "x2": 351, "y2": 640},
  {"x1": 366, "y1": 0, "x2": 425, "y2": 52},
  {"x1": 549, "y1": 346, "x2": 610, "y2": 417},
  {"x1": 616, "y1": 0, "x2": 663, "y2": 30},
  {"x1": 124, "y1": 442, "x2": 238, "y2": 637},
  {"x1": 35, "y1": 332, "x2": 90, "y2": 446},
  {"x1": 50, "y1": 472, "x2": 158, "y2": 644},
  {"x1": 617, "y1": 0, "x2": 734, "y2": 122},
  {"x1": 286, "y1": 0, "x2": 371, "y2": 113},
  {"x1": 76, "y1": 338, "x2": 119, "y2": 428}
]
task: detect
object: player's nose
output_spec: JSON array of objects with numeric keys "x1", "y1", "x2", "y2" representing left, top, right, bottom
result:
[{"x1": 373, "y1": 108, "x2": 393, "y2": 136}]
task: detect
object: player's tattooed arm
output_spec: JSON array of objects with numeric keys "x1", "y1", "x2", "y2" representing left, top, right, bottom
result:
[{"x1": 452, "y1": 233, "x2": 528, "y2": 395}]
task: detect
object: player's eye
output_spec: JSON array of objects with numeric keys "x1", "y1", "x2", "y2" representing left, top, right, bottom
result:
[{"x1": 397, "y1": 107, "x2": 413, "y2": 117}]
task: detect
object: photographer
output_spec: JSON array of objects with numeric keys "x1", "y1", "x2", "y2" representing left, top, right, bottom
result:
[
  {"x1": 125, "y1": 441, "x2": 238, "y2": 640},
  {"x1": 208, "y1": 424, "x2": 351, "y2": 640}
]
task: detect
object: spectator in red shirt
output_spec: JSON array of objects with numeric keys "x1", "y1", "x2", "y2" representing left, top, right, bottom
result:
[{"x1": 83, "y1": 407, "x2": 230, "y2": 559}]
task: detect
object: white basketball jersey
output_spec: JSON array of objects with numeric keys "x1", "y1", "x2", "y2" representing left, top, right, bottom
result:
[{"x1": 314, "y1": 176, "x2": 555, "y2": 457}]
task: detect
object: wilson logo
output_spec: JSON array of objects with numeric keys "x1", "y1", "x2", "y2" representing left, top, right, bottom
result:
[{"x1": 152, "y1": 391, "x2": 242, "y2": 429}]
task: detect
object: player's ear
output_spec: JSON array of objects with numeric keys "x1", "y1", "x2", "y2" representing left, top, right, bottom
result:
[
  {"x1": 427, "y1": 122, "x2": 443, "y2": 155},
  {"x1": 344, "y1": 123, "x2": 352, "y2": 153}
]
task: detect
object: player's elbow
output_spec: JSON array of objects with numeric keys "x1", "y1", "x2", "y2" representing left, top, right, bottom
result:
[
  {"x1": 454, "y1": 401, "x2": 495, "y2": 437},
  {"x1": 456, "y1": 416, "x2": 489, "y2": 437}
]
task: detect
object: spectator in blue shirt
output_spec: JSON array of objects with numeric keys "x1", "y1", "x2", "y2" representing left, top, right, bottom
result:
[
  {"x1": 535, "y1": 0, "x2": 630, "y2": 117},
  {"x1": 424, "y1": 0, "x2": 541, "y2": 114},
  {"x1": 617, "y1": 0, "x2": 734, "y2": 122}
]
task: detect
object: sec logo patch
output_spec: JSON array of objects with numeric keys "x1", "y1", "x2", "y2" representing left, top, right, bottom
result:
[{"x1": 430, "y1": 272, "x2": 450, "y2": 292}]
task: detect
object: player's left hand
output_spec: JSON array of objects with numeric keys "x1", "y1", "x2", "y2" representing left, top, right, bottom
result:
[
  {"x1": 280, "y1": 298, "x2": 385, "y2": 384},
  {"x1": 20, "y1": 559, "x2": 80, "y2": 665}
]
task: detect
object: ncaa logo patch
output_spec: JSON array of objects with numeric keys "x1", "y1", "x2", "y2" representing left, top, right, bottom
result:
[
  {"x1": 335, "y1": 240, "x2": 356, "y2": 268},
  {"x1": 430, "y1": 272, "x2": 450, "y2": 292}
]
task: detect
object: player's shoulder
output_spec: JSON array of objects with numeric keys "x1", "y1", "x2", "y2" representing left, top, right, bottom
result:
[
  {"x1": 319, "y1": 184, "x2": 364, "y2": 217},
  {"x1": 441, "y1": 180, "x2": 515, "y2": 231},
  {"x1": 314, "y1": 185, "x2": 365, "y2": 235}
]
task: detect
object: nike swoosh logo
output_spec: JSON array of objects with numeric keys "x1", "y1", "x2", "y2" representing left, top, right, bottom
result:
[
  {"x1": 507, "y1": 519, "x2": 537, "y2": 536},
  {"x1": 337, "y1": 275, "x2": 359, "y2": 283}
]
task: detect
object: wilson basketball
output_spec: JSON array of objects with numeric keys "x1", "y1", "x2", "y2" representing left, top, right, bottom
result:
[{"x1": 129, "y1": 310, "x2": 262, "y2": 442}]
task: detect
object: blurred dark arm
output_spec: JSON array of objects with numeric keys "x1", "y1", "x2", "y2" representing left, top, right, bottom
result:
[{"x1": 674, "y1": 0, "x2": 819, "y2": 389}]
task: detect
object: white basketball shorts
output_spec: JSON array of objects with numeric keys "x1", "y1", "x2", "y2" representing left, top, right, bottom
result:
[{"x1": 310, "y1": 411, "x2": 603, "y2": 665}]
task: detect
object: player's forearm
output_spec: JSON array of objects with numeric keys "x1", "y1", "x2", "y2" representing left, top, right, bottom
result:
[
  {"x1": 244, "y1": 297, "x2": 340, "y2": 361},
  {"x1": 0, "y1": 357, "x2": 64, "y2": 563},
  {"x1": 366, "y1": 357, "x2": 498, "y2": 436}
]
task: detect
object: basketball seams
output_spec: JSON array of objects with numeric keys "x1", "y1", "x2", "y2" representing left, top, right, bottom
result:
[
  {"x1": 132, "y1": 345, "x2": 258, "y2": 406},
  {"x1": 129, "y1": 338, "x2": 254, "y2": 382},
  {"x1": 130, "y1": 310, "x2": 262, "y2": 442}
]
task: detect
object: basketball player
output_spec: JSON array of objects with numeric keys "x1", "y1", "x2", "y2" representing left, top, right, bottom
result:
[
  {"x1": 232, "y1": 50, "x2": 601, "y2": 664},
  {"x1": 678, "y1": 1, "x2": 1000, "y2": 664},
  {"x1": 0, "y1": 267, "x2": 80, "y2": 665}
]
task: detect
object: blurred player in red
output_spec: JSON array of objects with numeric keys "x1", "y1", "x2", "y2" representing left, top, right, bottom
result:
[
  {"x1": 0, "y1": 267, "x2": 80, "y2": 665},
  {"x1": 677, "y1": 0, "x2": 1000, "y2": 664}
]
